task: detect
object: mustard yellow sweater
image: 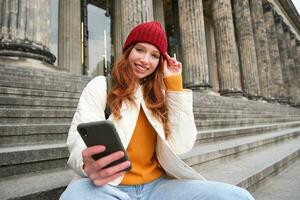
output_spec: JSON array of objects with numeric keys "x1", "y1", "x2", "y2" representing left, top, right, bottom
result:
[{"x1": 121, "y1": 75, "x2": 183, "y2": 185}]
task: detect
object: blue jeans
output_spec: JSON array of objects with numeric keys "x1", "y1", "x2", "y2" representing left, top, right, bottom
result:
[{"x1": 60, "y1": 177, "x2": 255, "y2": 200}]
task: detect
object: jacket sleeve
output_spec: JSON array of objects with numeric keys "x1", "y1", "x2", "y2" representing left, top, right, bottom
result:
[
  {"x1": 166, "y1": 89, "x2": 197, "y2": 155},
  {"x1": 67, "y1": 76, "x2": 107, "y2": 177}
]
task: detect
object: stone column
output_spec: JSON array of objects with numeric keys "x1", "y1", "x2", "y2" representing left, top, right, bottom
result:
[
  {"x1": 0, "y1": 0, "x2": 55, "y2": 64},
  {"x1": 294, "y1": 40, "x2": 300, "y2": 106},
  {"x1": 284, "y1": 27, "x2": 297, "y2": 104},
  {"x1": 205, "y1": 20, "x2": 219, "y2": 93},
  {"x1": 263, "y1": 3, "x2": 286, "y2": 102},
  {"x1": 296, "y1": 40, "x2": 300, "y2": 67},
  {"x1": 58, "y1": 0, "x2": 81, "y2": 74},
  {"x1": 178, "y1": 0, "x2": 210, "y2": 89},
  {"x1": 274, "y1": 16, "x2": 291, "y2": 101},
  {"x1": 233, "y1": 0, "x2": 261, "y2": 99},
  {"x1": 249, "y1": 0, "x2": 273, "y2": 100},
  {"x1": 283, "y1": 26, "x2": 296, "y2": 71},
  {"x1": 290, "y1": 35, "x2": 299, "y2": 105},
  {"x1": 113, "y1": 0, "x2": 122, "y2": 60},
  {"x1": 121, "y1": 0, "x2": 154, "y2": 42},
  {"x1": 153, "y1": 0, "x2": 165, "y2": 27},
  {"x1": 212, "y1": 0, "x2": 243, "y2": 96}
]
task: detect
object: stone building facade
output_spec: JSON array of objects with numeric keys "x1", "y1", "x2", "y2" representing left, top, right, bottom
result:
[{"x1": 0, "y1": 0, "x2": 300, "y2": 105}]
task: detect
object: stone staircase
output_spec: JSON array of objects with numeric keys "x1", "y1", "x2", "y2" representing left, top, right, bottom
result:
[
  {"x1": 1, "y1": 64, "x2": 300, "y2": 199},
  {"x1": 181, "y1": 92, "x2": 300, "y2": 199},
  {"x1": 0, "y1": 64, "x2": 91, "y2": 200}
]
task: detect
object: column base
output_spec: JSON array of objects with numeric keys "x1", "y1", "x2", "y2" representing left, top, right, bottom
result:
[
  {"x1": 0, "y1": 57, "x2": 67, "y2": 73},
  {"x1": 291, "y1": 103, "x2": 300, "y2": 108},
  {"x1": 219, "y1": 89, "x2": 243, "y2": 98},
  {"x1": 267, "y1": 99, "x2": 277, "y2": 104},
  {"x1": 265, "y1": 98, "x2": 285, "y2": 104},
  {"x1": 277, "y1": 97, "x2": 290, "y2": 105},
  {"x1": 288, "y1": 99, "x2": 300, "y2": 107},
  {"x1": 184, "y1": 83, "x2": 212, "y2": 90},
  {"x1": 262, "y1": 97, "x2": 277, "y2": 103},
  {"x1": 0, "y1": 41, "x2": 56, "y2": 64},
  {"x1": 247, "y1": 94, "x2": 263, "y2": 101}
]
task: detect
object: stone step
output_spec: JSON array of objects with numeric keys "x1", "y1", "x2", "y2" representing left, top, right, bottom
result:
[
  {"x1": 192, "y1": 91, "x2": 264, "y2": 106},
  {"x1": 0, "y1": 168, "x2": 74, "y2": 200},
  {"x1": 0, "y1": 124, "x2": 69, "y2": 146},
  {"x1": 192, "y1": 93, "x2": 300, "y2": 113},
  {"x1": 0, "y1": 108, "x2": 74, "y2": 124},
  {"x1": 0, "y1": 143, "x2": 69, "y2": 177},
  {"x1": 0, "y1": 64, "x2": 91, "y2": 82},
  {"x1": 193, "y1": 105, "x2": 300, "y2": 115},
  {"x1": 0, "y1": 73, "x2": 88, "y2": 88},
  {"x1": 0, "y1": 117, "x2": 72, "y2": 124},
  {"x1": 0, "y1": 86, "x2": 81, "y2": 99},
  {"x1": 251, "y1": 151, "x2": 300, "y2": 200},
  {"x1": 194, "y1": 112, "x2": 300, "y2": 120},
  {"x1": 1, "y1": 73, "x2": 89, "y2": 89},
  {"x1": 193, "y1": 101, "x2": 296, "y2": 112},
  {"x1": 0, "y1": 78, "x2": 86, "y2": 93},
  {"x1": 181, "y1": 127, "x2": 300, "y2": 166},
  {"x1": 196, "y1": 121, "x2": 300, "y2": 144},
  {"x1": 195, "y1": 117, "x2": 299, "y2": 130},
  {"x1": 0, "y1": 96, "x2": 78, "y2": 109},
  {"x1": 190, "y1": 134, "x2": 300, "y2": 191},
  {"x1": 3, "y1": 108, "x2": 298, "y2": 124}
]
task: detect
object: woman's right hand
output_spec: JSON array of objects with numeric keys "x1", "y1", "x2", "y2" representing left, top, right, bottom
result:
[{"x1": 82, "y1": 145, "x2": 131, "y2": 186}]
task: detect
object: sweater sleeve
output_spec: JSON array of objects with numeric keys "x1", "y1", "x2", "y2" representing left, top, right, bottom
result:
[{"x1": 163, "y1": 75, "x2": 183, "y2": 91}]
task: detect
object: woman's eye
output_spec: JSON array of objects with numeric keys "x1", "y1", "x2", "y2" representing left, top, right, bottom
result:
[
  {"x1": 152, "y1": 54, "x2": 160, "y2": 59},
  {"x1": 135, "y1": 47, "x2": 143, "y2": 52}
]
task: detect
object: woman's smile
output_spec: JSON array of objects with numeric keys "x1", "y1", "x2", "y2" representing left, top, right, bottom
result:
[{"x1": 135, "y1": 63, "x2": 149, "y2": 73}]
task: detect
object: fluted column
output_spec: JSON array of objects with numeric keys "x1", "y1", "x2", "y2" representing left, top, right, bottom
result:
[
  {"x1": 283, "y1": 26, "x2": 296, "y2": 72},
  {"x1": 205, "y1": 21, "x2": 219, "y2": 93},
  {"x1": 285, "y1": 28, "x2": 297, "y2": 106},
  {"x1": 178, "y1": 0, "x2": 210, "y2": 89},
  {"x1": 274, "y1": 16, "x2": 291, "y2": 101},
  {"x1": 58, "y1": 0, "x2": 81, "y2": 74},
  {"x1": 296, "y1": 40, "x2": 300, "y2": 68},
  {"x1": 113, "y1": 0, "x2": 122, "y2": 60},
  {"x1": 284, "y1": 26, "x2": 299, "y2": 105},
  {"x1": 233, "y1": 0, "x2": 261, "y2": 99},
  {"x1": 263, "y1": 3, "x2": 286, "y2": 102},
  {"x1": 294, "y1": 40, "x2": 300, "y2": 106},
  {"x1": 153, "y1": 0, "x2": 165, "y2": 27},
  {"x1": 121, "y1": 0, "x2": 154, "y2": 43},
  {"x1": 212, "y1": 0, "x2": 242, "y2": 96},
  {"x1": 0, "y1": 0, "x2": 55, "y2": 64},
  {"x1": 249, "y1": 0, "x2": 273, "y2": 100},
  {"x1": 290, "y1": 35, "x2": 299, "y2": 105}
]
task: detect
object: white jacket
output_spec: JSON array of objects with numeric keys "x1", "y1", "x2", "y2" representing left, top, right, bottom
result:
[{"x1": 67, "y1": 76, "x2": 206, "y2": 185}]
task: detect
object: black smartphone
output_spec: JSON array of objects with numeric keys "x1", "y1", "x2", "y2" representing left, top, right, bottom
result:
[{"x1": 77, "y1": 120, "x2": 131, "y2": 172}]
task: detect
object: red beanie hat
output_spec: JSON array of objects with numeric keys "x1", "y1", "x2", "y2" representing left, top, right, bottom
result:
[{"x1": 122, "y1": 21, "x2": 168, "y2": 59}]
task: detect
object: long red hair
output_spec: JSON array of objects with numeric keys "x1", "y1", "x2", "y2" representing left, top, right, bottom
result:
[{"x1": 107, "y1": 46, "x2": 171, "y2": 138}]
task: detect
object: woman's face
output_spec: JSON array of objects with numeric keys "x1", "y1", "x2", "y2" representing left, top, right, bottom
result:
[{"x1": 128, "y1": 42, "x2": 161, "y2": 79}]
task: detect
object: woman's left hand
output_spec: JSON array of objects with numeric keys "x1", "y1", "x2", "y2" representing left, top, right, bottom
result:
[{"x1": 163, "y1": 53, "x2": 182, "y2": 77}]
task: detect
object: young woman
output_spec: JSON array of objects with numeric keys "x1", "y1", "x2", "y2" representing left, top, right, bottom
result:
[{"x1": 60, "y1": 21, "x2": 254, "y2": 200}]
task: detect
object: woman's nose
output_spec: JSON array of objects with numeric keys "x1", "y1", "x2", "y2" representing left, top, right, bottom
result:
[{"x1": 140, "y1": 54, "x2": 150, "y2": 64}]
